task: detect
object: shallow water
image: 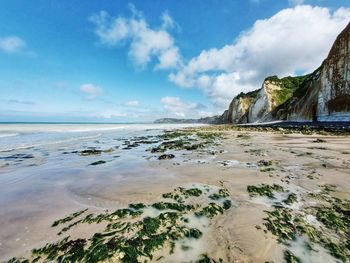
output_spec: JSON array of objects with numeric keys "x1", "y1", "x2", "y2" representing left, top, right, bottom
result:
[
  {"x1": 289, "y1": 237, "x2": 338, "y2": 263},
  {"x1": 0, "y1": 123, "x2": 205, "y2": 260}
]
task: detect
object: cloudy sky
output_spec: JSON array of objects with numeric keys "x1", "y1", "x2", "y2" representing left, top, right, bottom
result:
[{"x1": 0, "y1": 0, "x2": 349, "y2": 122}]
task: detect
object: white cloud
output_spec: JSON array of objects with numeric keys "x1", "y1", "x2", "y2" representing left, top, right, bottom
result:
[
  {"x1": 161, "y1": 11, "x2": 175, "y2": 29},
  {"x1": 90, "y1": 7, "x2": 181, "y2": 69},
  {"x1": 0, "y1": 36, "x2": 26, "y2": 53},
  {"x1": 156, "y1": 46, "x2": 182, "y2": 69},
  {"x1": 80, "y1": 83, "x2": 103, "y2": 99},
  {"x1": 126, "y1": 100, "x2": 140, "y2": 107},
  {"x1": 160, "y1": 96, "x2": 207, "y2": 118},
  {"x1": 169, "y1": 5, "x2": 350, "y2": 109}
]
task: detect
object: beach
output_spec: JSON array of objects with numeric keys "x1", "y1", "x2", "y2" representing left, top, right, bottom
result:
[{"x1": 0, "y1": 124, "x2": 349, "y2": 262}]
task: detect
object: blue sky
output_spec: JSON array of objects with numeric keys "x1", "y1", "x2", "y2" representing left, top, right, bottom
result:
[{"x1": 0, "y1": 0, "x2": 349, "y2": 122}]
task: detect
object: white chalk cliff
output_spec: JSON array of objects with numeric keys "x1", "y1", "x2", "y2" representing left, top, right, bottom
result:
[{"x1": 220, "y1": 22, "x2": 350, "y2": 124}]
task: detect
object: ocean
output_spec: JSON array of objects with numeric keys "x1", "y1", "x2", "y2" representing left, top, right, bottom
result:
[{"x1": 0, "y1": 123, "x2": 202, "y2": 152}]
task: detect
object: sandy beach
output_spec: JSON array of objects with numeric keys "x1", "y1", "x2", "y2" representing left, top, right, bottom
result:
[{"x1": 0, "y1": 124, "x2": 349, "y2": 262}]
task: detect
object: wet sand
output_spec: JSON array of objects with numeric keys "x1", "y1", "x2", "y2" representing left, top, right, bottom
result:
[{"x1": 0, "y1": 126, "x2": 349, "y2": 262}]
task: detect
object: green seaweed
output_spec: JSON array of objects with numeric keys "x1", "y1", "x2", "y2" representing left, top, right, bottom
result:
[
  {"x1": 58, "y1": 219, "x2": 83, "y2": 235},
  {"x1": 150, "y1": 130, "x2": 222, "y2": 154},
  {"x1": 140, "y1": 217, "x2": 161, "y2": 236},
  {"x1": 82, "y1": 208, "x2": 142, "y2": 224},
  {"x1": 52, "y1": 209, "x2": 88, "y2": 227},
  {"x1": 247, "y1": 184, "x2": 284, "y2": 198},
  {"x1": 316, "y1": 205, "x2": 350, "y2": 233},
  {"x1": 283, "y1": 250, "x2": 301, "y2": 263},
  {"x1": 5, "y1": 258, "x2": 30, "y2": 263},
  {"x1": 10, "y1": 184, "x2": 232, "y2": 263},
  {"x1": 184, "y1": 228, "x2": 202, "y2": 239},
  {"x1": 162, "y1": 187, "x2": 203, "y2": 201},
  {"x1": 320, "y1": 238, "x2": 349, "y2": 262},
  {"x1": 183, "y1": 188, "x2": 203, "y2": 197},
  {"x1": 209, "y1": 188, "x2": 230, "y2": 200},
  {"x1": 263, "y1": 185, "x2": 350, "y2": 262},
  {"x1": 260, "y1": 167, "x2": 275, "y2": 172},
  {"x1": 263, "y1": 208, "x2": 296, "y2": 243},
  {"x1": 129, "y1": 203, "x2": 146, "y2": 210},
  {"x1": 152, "y1": 202, "x2": 194, "y2": 212},
  {"x1": 32, "y1": 237, "x2": 87, "y2": 262},
  {"x1": 197, "y1": 254, "x2": 223, "y2": 263},
  {"x1": 195, "y1": 203, "x2": 224, "y2": 218},
  {"x1": 283, "y1": 193, "x2": 298, "y2": 205},
  {"x1": 257, "y1": 160, "x2": 274, "y2": 166}
]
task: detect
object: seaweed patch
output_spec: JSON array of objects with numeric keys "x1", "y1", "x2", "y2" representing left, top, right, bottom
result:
[
  {"x1": 8, "y1": 184, "x2": 232, "y2": 263},
  {"x1": 52, "y1": 209, "x2": 88, "y2": 227},
  {"x1": 247, "y1": 184, "x2": 284, "y2": 198},
  {"x1": 148, "y1": 130, "x2": 223, "y2": 154},
  {"x1": 260, "y1": 184, "x2": 350, "y2": 262}
]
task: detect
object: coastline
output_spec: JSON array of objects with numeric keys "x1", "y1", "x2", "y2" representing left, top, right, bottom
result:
[{"x1": 1, "y1": 124, "x2": 349, "y2": 262}]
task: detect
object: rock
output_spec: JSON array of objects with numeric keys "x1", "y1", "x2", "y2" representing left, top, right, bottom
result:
[
  {"x1": 1, "y1": 154, "x2": 35, "y2": 160},
  {"x1": 80, "y1": 149, "x2": 102, "y2": 156},
  {"x1": 158, "y1": 154, "x2": 175, "y2": 160},
  {"x1": 89, "y1": 160, "x2": 106, "y2": 166},
  {"x1": 312, "y1": 138, "x2": 327, "y2": 143}
]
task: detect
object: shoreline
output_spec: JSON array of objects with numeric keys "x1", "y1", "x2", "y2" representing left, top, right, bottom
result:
[{"x1": 1, "y1": 125, "x2": 349, "y2": 262}]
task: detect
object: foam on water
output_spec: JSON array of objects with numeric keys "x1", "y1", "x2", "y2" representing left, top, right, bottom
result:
[
  {"x1": 0, "y1": 133, "x2": 19, "y2": 138},
  {"x1": 288, "y1": 237, "x2": 339, "y2": 263},
  {"x1": 304, "y1": 214, "x2": 322, "y2": 228}
]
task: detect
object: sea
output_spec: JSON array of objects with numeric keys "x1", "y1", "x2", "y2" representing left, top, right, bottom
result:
[{"x1": 0, "y1": 123, "x2": 203, "y2": 152}]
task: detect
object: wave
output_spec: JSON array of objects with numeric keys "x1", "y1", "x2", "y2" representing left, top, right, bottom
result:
[
  {"x1": 0, "y1": 133, "x2": 19, "y2": 138},
  {"x1": 59, "y1": 126, "x2": 129, "y2": 133},
  {"x1": 0, "y1": 134, "x2": 102, "y2": 152}
]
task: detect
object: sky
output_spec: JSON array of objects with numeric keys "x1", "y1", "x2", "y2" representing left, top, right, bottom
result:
[{"x1": 0, "y1": 0, "x2": 349, "y2": 123}]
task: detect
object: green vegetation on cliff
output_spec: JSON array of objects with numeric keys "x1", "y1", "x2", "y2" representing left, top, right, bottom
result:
[
  {"x1": 236, "y1": 89, "x2": 260, "y2": 100},
  {"x1": 266, "y1": 75, "x2": 309, "y2": 106}
]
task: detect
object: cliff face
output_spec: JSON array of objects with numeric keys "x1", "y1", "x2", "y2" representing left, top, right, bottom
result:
[
  {"x1": 248, "y1": 78, "x2": 296, "y2": 123},
  {"x1": 221, "y1": 22, "x2": 350, "y2": 124},
  {"x1": 221, "y1": 90, "x2": 257, "y2": 123},
  {"x1": 248, "y1": 81, "x2": 275, "y2": 123},
  {"x1": 222, "y1": 75, "x2": 306, "y2": 123},
  {"x1": 271, "y1": 69, "x2": 321, "y2": 121},
  {"x1": 317, "y1": 22, "x2": 350, "y2": 121},
  {"x1": 283, "y1": 22, "x2": 350, "y2": 121}
]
